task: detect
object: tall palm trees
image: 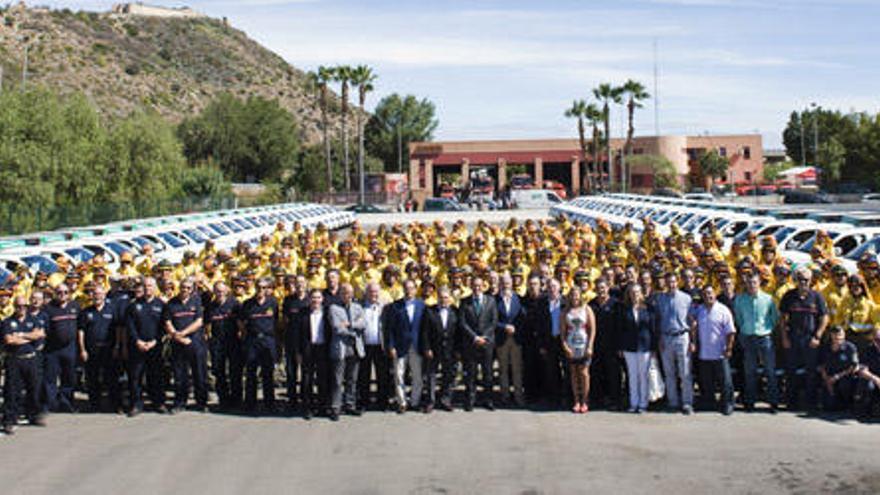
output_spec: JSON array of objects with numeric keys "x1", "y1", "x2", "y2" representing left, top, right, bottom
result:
[
  {"x1": 593, "y1": 83, "x2": 623, "y2": 191},
  {"x1": 585, "y1": 103, "x2": 603, "y2": 191},
  {"x1": 565, "y1": 99, "x2": 590, "y2": 193},
  {"x1": 351, "y1": 65, "x2": 377, "y2": 205},
  {"x1": 621, "y1": 79, "x2": 650, "y2": 191},
  {"x1": 333, "y1": 65, "x2": 353, "y2": 191},
  {"x1": 306, "y1": 65, "x2": 335, "y2": 192}
]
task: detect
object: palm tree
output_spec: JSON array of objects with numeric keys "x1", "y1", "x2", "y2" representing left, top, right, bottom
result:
[
  {"x1": 593, "y1": 83, "x2": 623, "y2": 190},
  {"x1": 350, "y1": 65, "x2": 377, "y2": 205},
  {"x1": 306, "y1": 66, "x2": 336, "y2": 192},
  {"x1": 620, "y1": 79, "x2": 650, "y2": 192},
  {"x1": 585, "y1": 103, "x2": 603, "y2": 192},
  {"x1": 565, "y1": 99, "x2": 590, "y2": 193},
  {"x1": 333, "y1": 65, "x2": 353, "y2": 191}
]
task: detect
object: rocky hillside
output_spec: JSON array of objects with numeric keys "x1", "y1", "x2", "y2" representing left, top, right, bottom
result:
[{"x1": 0, "y1": 4, "x2": 355, "y2": 144}]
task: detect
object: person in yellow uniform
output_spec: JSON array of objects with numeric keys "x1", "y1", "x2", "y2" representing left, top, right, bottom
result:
[
  {"x1": 842, "y1": 274, "x2": 879, "y2": 353},
  {"x1": 117, "y1": 252, "x2": 140, "y2": 279},
  {"x1": 822, "y1": 264, "x2": 851, "y2": 327},
  {"x1": 306, "y1": 256, "x2": 326, "y2": 290},
  {"x1": 136, "y1": 244, "x2": 156, "y2": 276},
  {"x1": 48, "y1": 258, "x2": 69, "y2": 288},
  {"x1": 174, "y1": 252, "x2": 200, "y2": 282},
  {"x1": 0, "y1": 287, "x2": 14, "y2": 320}
]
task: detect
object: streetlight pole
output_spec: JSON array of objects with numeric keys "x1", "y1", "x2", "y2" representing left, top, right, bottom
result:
[
  {"x1": 811, "y1": 102, "x2": 819, "y2": 166},
  {"x1": 397, "y1": 123, "x2": 403, "y2": 174},
  {"x1": 799, "y1": 110, "x2": 806, "y2": 167}
]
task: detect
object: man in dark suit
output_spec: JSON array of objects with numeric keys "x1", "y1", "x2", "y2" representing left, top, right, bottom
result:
[
  {"x1": 535, "y1": 278, "x2": 566, "y2": 408},
  {"x1": 386, "y1": 279, "x2": 427, "y2": 413},
  {"x1": 460, "y1": 274, "x2": 498, "y2": 411},
  {"x1": 496, "y1": 273, "x2": 525, "y2": 407},
  {"x1": 420, "y1": 286, "x2": 459, "y2": 412},
  {"x1": 296, "y1": 289, "x2": 331, "y2": 419},
  {"x1": 520, "y1": 274, "x2": 546, "y2": 404}
]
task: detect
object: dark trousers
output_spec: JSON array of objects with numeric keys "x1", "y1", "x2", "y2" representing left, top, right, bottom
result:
[
  {"x1": 244, "y1": 336, "x2": 277, "y2": 409},
  {"x1": 589, "y1": 349, "x2": 623, "y2": 407},
  {"x1": 698, "y1": 358, "x2": 734, "y2": 410},
  {"x1": 284, "y1": 340, "x2": 300, "y2": 406},
  {"x1": 211, "y1": 331, "x2": 243, "y2": 407},
  {"x1": 44, "y1": 344, "x2": 77, "y2": 411},
  {"x1": 855, "y1": 378, "x2": 880, "y2": 417},
  {"x1": 301, "y1": 345, "x2": 330, "y2": 412},
  {"x1": 821, "y1": 376, "x2": 855, "y2": 411},
  {"x1": 785, "y1": 333, "x2": 819, "y2": 409},
  {"x1": 740, "y1": 335, "x2": 779, "y2": 407},
  {"x1": 85, "y1": 345, "x2": 121, "y2": 410},
  {"x1": 172, "y1": 341, "x2": 208, "y2": 408},
  {"x1": 522, "y1": 340, "x2": 543, "y2": 402},
  {"x1": 425, "y1": 352, "x2": 456, "y2": 407},
  {"x1": 357, "y1": 345, "x2": 390, "y2": 409},
  {"x1": 331, "y1": 356, "x2": 360, "y2": 412},
  {"x1": 464, "y1": 345, "x2": 494, "y2": 406},
  {"x1": 540, "y1": 340, "x2": 564, "y2": 405},
  {"x1": 3, "y1": 355, "x2": 40, "y2": 426},
  {"x1": 129, "y1": 346, "x2": 165, "y2": 411}
]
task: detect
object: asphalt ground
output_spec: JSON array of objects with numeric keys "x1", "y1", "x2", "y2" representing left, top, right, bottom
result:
[{"x1": 2, "y1": 402, "x2": 880, "y2": 495}]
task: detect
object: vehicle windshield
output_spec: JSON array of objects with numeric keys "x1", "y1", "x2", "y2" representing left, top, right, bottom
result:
[
  {"x1": 104, "y1": 242, "x2": 130, "y2": 256},
  {"x1": 773, "y1": 227, "x2": 797, "y2": 243},
  {"x1": 674, "y1": 213, "x2": 694, "y2": 226},
  {"x1": 184, "y1": 229, "x2": 208, "y2": 243},
  {"x1": 21, "y1": 255, "x2": 60, "y2": 274},
  {"x1": 0, "y1": 266, "x2": 12, "y2": 285},
  {"x1": 846, "y1": 236, "x2": 880, "y2": 260},
  {"x1": 64, "y1": 247, "x2": 95, "y2": 264},
  {"x1": 799, "y1": 232, "x2": 841, "y2": 253},
  {"x1": 159, "y1": 232, "x2": 186, "y2": 248}
]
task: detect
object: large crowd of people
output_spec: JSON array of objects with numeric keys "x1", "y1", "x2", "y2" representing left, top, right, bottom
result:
[{"x1": 2, "y1": 216, "x2": 880, "y2": 434}]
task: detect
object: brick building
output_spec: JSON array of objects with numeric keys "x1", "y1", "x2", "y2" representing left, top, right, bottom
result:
[{"x1": 408, "y1": 134, "x2": 763, "y2": 203}]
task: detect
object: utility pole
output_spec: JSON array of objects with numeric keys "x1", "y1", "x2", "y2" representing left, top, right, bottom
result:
[
  {"x1": 397, "y1": 123, "x2": 403, "y2": 173},
  {"x1": 799, "y1": 110, "x2": 807, "y2": 167},
  {"x1": 811, "y1": 102, "x2": 819, "y2": 166}
]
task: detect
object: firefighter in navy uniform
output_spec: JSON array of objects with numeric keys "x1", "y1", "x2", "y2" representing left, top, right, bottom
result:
[
  {"x1": 43, "y1": 283, "x2": 81, "y2": 413},
  {"x1": 163, "y1": 277, "x2": 207, "y2": 413},
  {"x1": 77, "y1": 285, "x2": 122, "y2": 413},
  {"x1": 2, "y1": 296, "x2": 47, "y2": 435},
  {"x1": 239, "y1": 278, "x2": 280, "y2": 413},
  {"x1": 125, "y1": 277, "x2": 167, "y2": 416},
  {"x1": 206, "y1": 281, "x2": 243, "y2": 410}
]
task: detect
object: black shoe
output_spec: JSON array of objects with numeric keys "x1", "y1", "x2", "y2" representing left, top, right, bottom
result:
[
  {"x1": 397, "y1": 405, "x2": 406, "y2": 414},
  {"x1": 485, "y1": 402, "x2": 495, "y2": 411},
  {"x1": 744, "y1": 403, "x2": 755, "y2": 413},
  {"x1": 155, "y1": 405, "x2": 169, "y2": 415},
  {"x1": 345, "y1": 408, "x2": 362, "y2": 417},
  {"x1": 722, "y1": 404, "x2": 734, "y2": 416},
  {"x1": 303, "y1": 409, "x2": 313, "y2": 420},
  {"x1": 439, "y1": 402, "x2": 453, "y2": 412},
  {"x1": 29, "y1": 416, "x2": 47, "y2": 427},
  {"x1": 128, "y1": 407, "x2": 143, "y2": 418},
  {"x1": 329, "y1": 411, "x2": 340, "y2": 421},
  {"x1": 194, "y1": 404, "x2": 208, "y2": 413},
  {"x1": 769, "y1": 404, "x2": 778, "y2": 415},
  {"x1": 423, "y1": 404, "x2": 434, "y2": 414},
  {"x1": 464, "y1": 403, "x2": 474, "y2": 412}
]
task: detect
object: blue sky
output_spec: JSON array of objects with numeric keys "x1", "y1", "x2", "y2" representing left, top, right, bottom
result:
[{"x1": 34, "y1": 1, "x2": 880, "y2": 148}]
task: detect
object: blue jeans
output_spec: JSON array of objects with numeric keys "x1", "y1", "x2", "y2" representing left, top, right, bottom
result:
[
  {"x1": 740, "y1": 335, "x2": 779, "y2": 407},
  {"x1": 661, "y1": 334, "x2": 693, "y2": 408},
  {"x1": 785, "y1": 332, "x2": 819, "y2": 409}
]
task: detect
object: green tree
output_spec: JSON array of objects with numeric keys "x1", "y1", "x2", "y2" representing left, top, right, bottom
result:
[
  {"x1": 763, "y1": 159, "x2": 795, "y2": 182},
  {"x1": 565, "y1": 99, "x2": 590, "y2": 193},
  {"x1": 178, "y1": 93, "x2": 300, "y2": 183},
  {"x1": 179, "y1": 162, "x2": 232, "y2": 198},
  {"x1": 817, "y1": 137, "x2": 846, "y2": 186},
  {"x1": 620, "y1": 79, "x2": 650, "y2": 192},
  {"x1": 592, "y1": 83, "x2": 623, "y2": 190},
  {"x1": 365, "y1": 93, "x2": 438, "y2": 172},
  {"x1": 350, "y1": 64, "x2": 377, "y2": 203},
  {"x1": 628, "y1": 154, "x2": 678, "y2": 190},
  {"x1": 699, "y1": 149, "x2": 729, "y2": 185},
  {"x1": 585, "y1": 103, "x2": 603, "y2": 191},
  {"x1": 333, "y1": 65, "x2": 353, "y2": 190}
]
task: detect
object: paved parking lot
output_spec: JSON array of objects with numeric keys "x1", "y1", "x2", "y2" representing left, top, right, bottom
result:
[{"x1": 2, "y1": 408, "x2": 879, "y2": 494}]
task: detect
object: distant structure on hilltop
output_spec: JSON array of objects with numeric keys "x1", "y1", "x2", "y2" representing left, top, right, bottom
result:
[{"x1": 111, "y1": 3, "x2": 205, "y2": 19}]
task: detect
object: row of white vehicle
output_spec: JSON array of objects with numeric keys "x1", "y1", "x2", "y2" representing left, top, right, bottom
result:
[
  {"x1": 551, "y1": 194, "x2": 880, "y2": 273},
  {"x1": 0, "y1": 203, "x2": 354, "y2": 285}
]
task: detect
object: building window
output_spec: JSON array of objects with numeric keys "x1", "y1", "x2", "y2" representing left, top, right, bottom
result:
[
  {"x1": 634, "y1": 148, "x2": 644, "y2": 155},
  {"x1": 744, "y1": 171, "x2": 752, "y2": 182},
  {"x1": 743, "y1": 146, "x2": 751, "y2": 159},
  {"x1": 719, "y1": 147, "x2": 727, "y2": 157}
]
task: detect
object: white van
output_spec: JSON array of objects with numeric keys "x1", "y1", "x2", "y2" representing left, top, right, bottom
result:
[{"x1": 512, "y1": 189, "x2": 564, "y2": 209}]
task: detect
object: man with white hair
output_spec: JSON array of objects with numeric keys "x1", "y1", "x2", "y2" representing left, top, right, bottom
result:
[{"x1": 358, "y1": 282, "x2": 390, "y2": 411}]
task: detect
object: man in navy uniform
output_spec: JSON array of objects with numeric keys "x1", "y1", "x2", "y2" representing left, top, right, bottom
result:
[
  {"x1": 44, "y1": 283, "x2": 81, "y2": 413},
  {"x1": 126, "y1": 277, "x2": 167, "y2": 416},
  {"x1": 2, "y1": 296, "x2": 47, "y2": 434},
  {"x1": 239, "y1": 277, "x2": 279, "y2": 413},
  {"x1": 77, "y1": 284, "x2": 122, "y2": 413},
  {"x1": 281, "y1": 274, "x2": 309, "y2": 412},
  {"x1": 206, "y1": 281, "x2": 242, "y2": 410},
  {"x1": 163, "y1": 277, "x2": 207, "y2": 413}
]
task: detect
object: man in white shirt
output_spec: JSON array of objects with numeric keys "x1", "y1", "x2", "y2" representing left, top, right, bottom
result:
[
  {"x1": 298, "y1": 289, "x2": 330, "y2": 420},
  {"x1": 690, "y1": 285, "x2": 736, "y2": 415},
  {"x1": 357, "y1": 282, "x2": 390, "y2": 411}
]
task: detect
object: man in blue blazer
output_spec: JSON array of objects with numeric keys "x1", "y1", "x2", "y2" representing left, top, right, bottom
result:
[
  {"x1": 496, "y1": 273, "x2": 525, "y2": 407},
  {"x1": 385, "y1": 279, "x2": 426, "y2": 413}
]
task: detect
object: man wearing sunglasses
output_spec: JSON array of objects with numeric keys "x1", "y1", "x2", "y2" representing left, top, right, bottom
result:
[
  {"x1": 239, "y1": 277, "x2": 279, "y2": 414},
  {"x1": 43, "y1": 283, "x2": 81, "y2": 413},
  {"x1": 2, "y1": 296, "x2": 47, "y2": 434},
  {"x1": 780, "y1": 267, "x2": 829, "y2": 412},
  {"x1": 163, "y1": 277, "x2": 207, "y2": 413}
]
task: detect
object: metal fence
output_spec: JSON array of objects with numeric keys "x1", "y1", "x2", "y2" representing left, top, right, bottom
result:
[{"x1": 0, "y1": 196, "x2": 244, "y2": 236}]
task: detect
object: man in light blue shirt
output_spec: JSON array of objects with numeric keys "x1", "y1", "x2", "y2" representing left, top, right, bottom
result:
[
  {"x1": 655, "y1": 272, "x2": 695, "y2": 414},
  {"x1": 733, "y1": 272, "x2": 780, "y2": 412}
]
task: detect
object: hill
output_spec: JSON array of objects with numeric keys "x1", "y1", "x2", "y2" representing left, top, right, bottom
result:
[{"x1": 0, "y1": 3, "x2": 354, "y2": 144}]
